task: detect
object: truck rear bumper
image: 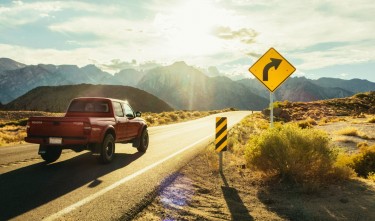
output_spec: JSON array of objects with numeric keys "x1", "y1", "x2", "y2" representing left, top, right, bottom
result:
[{"x1": 25, "y1": 136, "x2": 89, "y2": 146}]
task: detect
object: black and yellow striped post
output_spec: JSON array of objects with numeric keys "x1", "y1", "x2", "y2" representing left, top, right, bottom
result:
[
  {"x1": 215, "y1": 117, "x2": 228, "y2": 152},
  {"x1": 215, "y1": 117, "x2": 227, "y2": 172}
]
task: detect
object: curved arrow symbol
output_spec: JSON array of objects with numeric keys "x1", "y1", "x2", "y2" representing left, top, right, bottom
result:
[{"x1": 263, "y1": 58, "x2": 282, "y2": 81}]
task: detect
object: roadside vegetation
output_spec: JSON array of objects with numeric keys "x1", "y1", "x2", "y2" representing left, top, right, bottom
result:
[
  {"x1": 142, "y1": 108, "x2": 236, "y2": 126},
  {"x1": 0, "y1": 109, "x2": 235, "y2": 146},
  {"x1": 136, "y1": 111, "x2": 375, "y2": 220}
]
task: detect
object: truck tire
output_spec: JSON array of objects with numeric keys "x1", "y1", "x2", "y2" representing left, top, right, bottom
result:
[
  {"x1": 40, "y1": 145, "x2": 62, "y2": 163},
  {"x1": 97, "y1": 134, "x2": 115, "y2": 163},
  {"x1": 137, "y1": 129, "x2": 149, "y2": 152}
]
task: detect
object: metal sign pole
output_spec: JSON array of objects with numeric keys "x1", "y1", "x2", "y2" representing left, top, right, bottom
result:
[
  {"x1": 219, "y1": 152, "x2": 223, "y2": 173},
  {"x1": 270, "y1": 91, "x2": 274, "y2": 128}
]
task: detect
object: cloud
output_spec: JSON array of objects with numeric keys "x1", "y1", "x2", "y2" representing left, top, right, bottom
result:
[
  {"x1": 100, "y1": 59, "x2": 138, "y2": 72},
  {"x1": 212, "y1": 26, "x2": 258, "y2": 44},
  {"x1": 0, "y1": 1, "x2": 119, "y2": 27},
  {"x1": 246, "y1": 51, "x2": 262, "y2": 58}
]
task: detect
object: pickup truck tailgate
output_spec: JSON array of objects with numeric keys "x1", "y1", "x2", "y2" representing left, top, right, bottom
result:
[{"x1": 27, "y1": 117, "x2": 90, "y2": 138}]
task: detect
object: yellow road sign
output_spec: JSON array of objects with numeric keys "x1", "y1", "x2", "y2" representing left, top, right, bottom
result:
[
  {"x1": 249, "y1": 48, "x2": 296, "y2": 92},
  {"x1": 215, "y1": 117, "x2": 227, "y2": 152}
]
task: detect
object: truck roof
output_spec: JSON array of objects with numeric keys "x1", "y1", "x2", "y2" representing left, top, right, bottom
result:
[{"x1": 71, "y1": 97, "x2": 129, "y2": 104}]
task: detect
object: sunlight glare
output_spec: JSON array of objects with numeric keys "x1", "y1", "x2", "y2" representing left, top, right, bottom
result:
[{"x1": 154, "y1": 0, "x2": 222, "y2": 57}]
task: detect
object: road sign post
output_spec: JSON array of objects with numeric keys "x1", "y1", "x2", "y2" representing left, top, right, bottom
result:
[
  {"x1": 270, "y1": 92, "x2": 274, "y2": 128},
  {"x1": 248, "y1": 48, "x2": 296, "y2": 127},
  {"x1": 215, "y1": 117, "x2": 227, "y2": 173}
]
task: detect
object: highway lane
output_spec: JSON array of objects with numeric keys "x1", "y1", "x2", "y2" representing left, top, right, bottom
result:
[{"x1": 0, "y1": 111, "x2": 251, "y2": 220}]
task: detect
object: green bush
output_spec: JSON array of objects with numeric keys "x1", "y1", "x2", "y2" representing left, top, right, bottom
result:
[{"x1": 245, "y1": 124, "x2": 338, "y2": 183}]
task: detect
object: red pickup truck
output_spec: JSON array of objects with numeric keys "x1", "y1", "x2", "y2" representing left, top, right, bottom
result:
[{"x1": 25, "y1": 97, "x2": 149, "y2": 164}]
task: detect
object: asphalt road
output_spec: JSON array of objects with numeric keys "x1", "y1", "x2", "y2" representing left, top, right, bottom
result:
[{"x1": 0, "y1": 111, "x2": 251, "y2": 221}]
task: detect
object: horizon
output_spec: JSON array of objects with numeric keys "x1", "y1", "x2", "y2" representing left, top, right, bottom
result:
[
  {"x1": 0, "y1": 0, "x2": 374, "y2": 82},
  {"x1": 1, "y1": 56, "x2": 375, "y2": 83}
]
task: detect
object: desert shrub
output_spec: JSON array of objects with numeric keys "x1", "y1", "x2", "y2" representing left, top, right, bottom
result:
[
  {"x1": 0, "y1": 118, "x2": 28, "y2": 127},
  {"x1": 0, "y1": 127, "x2": 27, "y2": 146},
  {"x1": 368, "y1": 172, "x2": 375, "y2": 182},
  {"x1": 350, "y1": 145, "x2": 375, "y2": 178},
  {"x1": 336, "y1": 145, "x2": 375, "y2": 178},
  {"x1": 193, "y1": 111, "x2": 201, "y2": 117},
  {"x1": 178, "y1": 112, "x2": 186, "y2": 119},
  {"x1": 160, "y1": 112, "x2": 166, "y2": 117},
  {"x1": 169, "y1": 113, "x2": 179, "y2": 121},
  {"x1": 145, "y1": 116, "x2": 155, "y2": 125},
  {"x1": 357, "y1": 142, "x2": 369, "y2": 149},
  {"x1": 297, "y1": 117, "x2": 317, "y2": 129},
  {"x1": 157, "y1": 118, "x2": 166, "y2": 125},
  {"x1": 368, "y1": 118, "x2": 375, "y2": 123},
  {"x1": 355, "y1": 93, "x2": 368, "y2": 99},
  {"x1": 245, "y1": 124, "x2": 341, "y2": 184},
  {"x1": 336, "y1": 127, "x2": 359, "y2": 136},
  {"x1": 318, "y1": 117, "x2": 328, "y2": 125}
]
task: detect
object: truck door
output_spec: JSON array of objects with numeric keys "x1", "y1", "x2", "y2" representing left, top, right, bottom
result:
[
  {"x1": 123, "y1": 103, "x2": 139, "y2": 138},
  {"x1": 112, "y1": 102, "x2": 127, "y2": 141}
]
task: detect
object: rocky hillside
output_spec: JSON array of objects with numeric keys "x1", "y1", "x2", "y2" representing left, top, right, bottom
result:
[
  {"x1": 269, "y1": 91, "x2": 375, "y2": 121},
  {"x1": 4, "y1": 84, "x2": 173, "y2": 113}
]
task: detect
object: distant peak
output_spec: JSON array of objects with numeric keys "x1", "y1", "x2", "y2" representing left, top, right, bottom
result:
[
  {"x1": 0, "y1": 57, "x2": 27, "y2": 70},
  {"x1": 171, "y1": 61, "x2": 188, "y2": 67},
  {"x1": 83, "y1": 64, "x2": 104, "y2": 71}
]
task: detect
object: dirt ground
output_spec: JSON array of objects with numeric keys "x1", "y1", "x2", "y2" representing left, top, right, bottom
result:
[
  {"x1": 133, "y1": 117, "x2": 375, "y2": 221},
  {"x1": 133, "y1": 153, "x2": 375, "y2": 221},
  {"x1": 317, "y1": 116, "x2": 375, "y2": 152}
]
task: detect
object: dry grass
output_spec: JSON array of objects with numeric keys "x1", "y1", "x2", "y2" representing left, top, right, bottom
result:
[
  {"x1": 143, "y1": 108, "x2": 235, "y2": 127},
  {"x1": 333, "y1": 137, "x2": 356, "y2": 143},
  {"x1": 336, "y1": 127, "x2": 360, "y2": 136},
  {"x1": 335, "y1": 127, "x2": 374, "y2": 140},
  {"x1": 296, "y1": 117, "x2": 317, "y2": 128},
  {"x1": 0, "y1": 125, "x2": 26, "y2": 146}
]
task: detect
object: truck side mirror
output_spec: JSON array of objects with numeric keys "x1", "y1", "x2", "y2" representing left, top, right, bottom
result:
[{"x1": 135, "y1": 111, "x2": 142, "y2": 117}]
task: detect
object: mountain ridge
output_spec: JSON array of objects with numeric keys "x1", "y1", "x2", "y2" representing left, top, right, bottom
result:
[{"x1": 1, "y1": 57, "x2": 374, "y2": 110}]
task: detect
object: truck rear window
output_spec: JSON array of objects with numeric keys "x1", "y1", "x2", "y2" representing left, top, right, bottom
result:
[{"x1": 68, "y1": 100, "x2": 110, "y2": 113}]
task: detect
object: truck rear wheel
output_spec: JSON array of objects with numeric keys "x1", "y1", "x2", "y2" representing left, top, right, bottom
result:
[
  {"x1": 137, "y1": 129, "x2": 149, "y2": 152},
  {"x1": 40, "y1": 145, "x2": 62, "y2": 163},
  {"x1": 97, "y1": 134, "x2": 115, "y2": 163}
]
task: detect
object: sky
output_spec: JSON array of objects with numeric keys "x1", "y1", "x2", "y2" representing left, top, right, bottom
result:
[{"x1": 0, "y1": 0, "x2": 374, "y2": 82}]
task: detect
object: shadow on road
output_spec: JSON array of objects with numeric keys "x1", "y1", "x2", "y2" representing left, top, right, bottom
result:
[
  {"x1": 0, "y1": 151, "x2": 143, "y2": 220},
  {"x1": 220, "y1": 172, "x2": 254, "y2": 221}
]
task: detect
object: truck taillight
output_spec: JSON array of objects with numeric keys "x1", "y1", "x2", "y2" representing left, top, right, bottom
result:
[{"x1": 83, "y1": 122, "x2": 92, "y2": 135}]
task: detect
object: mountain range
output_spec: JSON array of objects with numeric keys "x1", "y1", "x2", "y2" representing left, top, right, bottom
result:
[{"x1": 1, "y1": 58, "x2": 374, "y2": 111}]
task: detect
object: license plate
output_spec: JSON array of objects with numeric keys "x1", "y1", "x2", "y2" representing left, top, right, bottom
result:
[{"x1": 49, "y1": 137, "x2": 62, "y2": 144}]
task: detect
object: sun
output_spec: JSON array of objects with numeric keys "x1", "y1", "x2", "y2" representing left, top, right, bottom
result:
[{"x1": 154, "y1": 0, "x2": 223, "y2": 57}]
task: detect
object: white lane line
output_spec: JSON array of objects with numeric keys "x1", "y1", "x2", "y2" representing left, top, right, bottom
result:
[{"x1": 44, "y1": 134, "x2": 213, "y2": 221}]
